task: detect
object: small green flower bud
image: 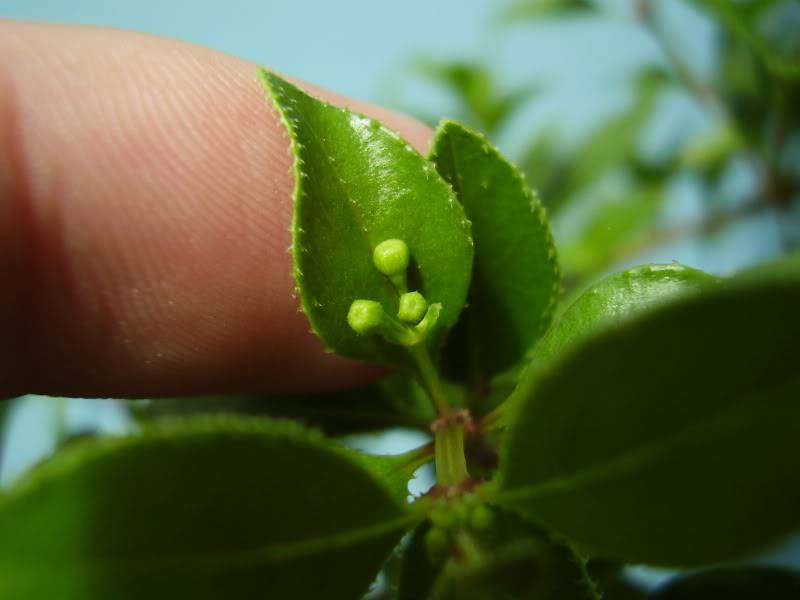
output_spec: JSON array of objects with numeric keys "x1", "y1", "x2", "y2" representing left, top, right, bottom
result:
[
  {"x1": 373, "y1": 239, "x2": 410, "y2": 277},
  {"x1": 398, "y1": 291, "x2": 428, "y2": 324},
  {"x1": 424, "y1": 526, "x2": 450, "y2": 564},
  {"x1": 468, "y1": 505, "x2": 494, "y2": 532},
  {"x1": 347, "y1": 300, "x2": 385, "y2": 335},
  {"x1": 452, "y1": 501, "x2": 471, "y2": 525},
  {"x1": 430, "y1": 504, "x2": 457, "y2": 530}
]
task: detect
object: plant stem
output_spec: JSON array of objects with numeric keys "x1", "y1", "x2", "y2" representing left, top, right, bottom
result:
[
  {"x1": 434, "y1": 418, "x2": 469, "y2": 486},
  {"x1": 411, "y1": 344, "x2": 450, "y2": 415}
]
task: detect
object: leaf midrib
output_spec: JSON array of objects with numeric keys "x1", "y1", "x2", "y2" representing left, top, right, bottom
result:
[
  {"x1": 0, "y1": 512, "x2": 420, "y2": 572},
  {"x1": 498, "y1": 379, "x2": 797, "y2": 506},
  {"x1": 295, "y1": 110, "x2": 398, "y2": 304}
]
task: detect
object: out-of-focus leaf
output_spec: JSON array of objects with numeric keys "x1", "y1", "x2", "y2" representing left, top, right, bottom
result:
[
  {"x1": 261, "y1": 71, "x2": 473, "y2": 366},
  {"x1": 496, "y1": 256, "x2": 800, "y2": 566},
  {"x1": 523, "y1": 68, "x2": 667, "y2": 214},
  {"x1": 429, "y1": 509, "x2": 599, "y2": 600},
  {"x1": 653, "y1": 566, "x2": 800, "y2": 599},
  {"x1": 430, "y1": 121, "x2": 560, "y2": 381},
  {"x1": 415, "y1": 60, "x2": 538, "y2": 134},
  {"x1": 680, "y1": 124, "x2": 743, "y2": 184},
  {"x1": 559, "y1": 185, "x2": 667, "y2": 279},
  {"x1": 134, "y1": 373, "x2": 436, "y2": 436},
  {"x1": 500, "y1": 0, "x2": 597, "y2": 22},
  {"x1": 397, "y1": 522, "x2": 441, "y2": 600},
  {"x1": 0, "y1": 417, "x2": 419, "y2": 599},
  {"x1": 691, "y1": 0, "x2": 800, "y2": 79},
  {"x1": 350, "y1": 445, "x2": 434, "y2": 505}
]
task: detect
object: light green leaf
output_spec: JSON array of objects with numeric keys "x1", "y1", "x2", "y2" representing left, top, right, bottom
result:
[
  {"x1": 500, "y1": 0, "x2": 597, "y2": 22},
  {"x1": 260, "y1": 71, "x2": 473, "y2": 365},
  {"x1": 430, "y1": 121, "x2": 560, "y2": 382},
  {"x1": 653, "y1": 567, "x2": 800, "y2": 599},
  {"x1": 0, "y1": 417, "x2": 419, "y2": 599},
  {"x1": 496, "y1": 257, "x2": 800, "y2": 566},
  {"x1": 559, "y1": 185, "x2": 667, "y2": 279},
  {"x1": 414, "y1": 60, "x2": 537, "y2": 135},
  {"x1": 531, "y1": 263, "x2": 718, "y2": 368}
]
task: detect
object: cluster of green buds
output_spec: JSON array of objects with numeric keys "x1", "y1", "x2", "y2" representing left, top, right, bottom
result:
[
  {"x1": 347, "y1": 239, "x2": 441, "y2": 346},
  {"x1": 425, "y1": 494, "x2": 494, "y2": 564}
]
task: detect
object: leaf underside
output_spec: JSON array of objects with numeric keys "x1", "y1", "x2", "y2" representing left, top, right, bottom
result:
[
  {"x1": 498, "y1": 259, "x2": 800, "y2": 566},
  {"x1": 0, "y1": 417, "x2": 416, "y2": 599}
]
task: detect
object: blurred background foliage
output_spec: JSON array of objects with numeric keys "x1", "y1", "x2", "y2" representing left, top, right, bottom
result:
[{"x1": 403, "y1": 0, "x2": 799, "y2": 289}]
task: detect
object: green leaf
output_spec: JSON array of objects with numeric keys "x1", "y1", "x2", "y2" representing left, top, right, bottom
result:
[
  {"x1": 428, "y1": 509, "x2": 599, "y2": 600},
  {"x1": 653, "y1": 567, "x2": 800, "y2": 599},
  {"x1": 349, "y1": 445, "x2": 433, "y2": 505},
  {"x1": 397, "y1": 522, "x2": 442, "y2": 600},
  {"x1": 496, "y1": 257, "x2": 800, "y2": 566},
  {"x1": 0, "y1": 417, "x2": 419, "y2": 599},
  {"x1": 690, "y1": 0, "x2": 800, "y2": 79},
  {"x1": 430, "y1": 121, "x2": 560, "y2": 382},
  {"x1": 500, "y1": 0, "x2": 596, "y2": 22},
  {"x1": 531, "y1": 263, "x2": 718, "y2": 369},
  {"x1": 260, "y1": 70, "x2": 473, "y2": 365},
  {"x1": 559, "y1": 185, "x2": 667, "y2": 279},
  {"x1": 134, "y1": 373, "x2": 436, "y2": 436},
  {"x1": 529, "y1": 68, "x2": 666, "y2": 215},
  {"x1": 414, "y1": 60, "x2": 537, "y2": 135}
]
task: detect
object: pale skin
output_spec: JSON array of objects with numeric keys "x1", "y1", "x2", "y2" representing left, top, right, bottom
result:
[{"x1": 0, "y1": 21, "x2": 433, "y2": 398}]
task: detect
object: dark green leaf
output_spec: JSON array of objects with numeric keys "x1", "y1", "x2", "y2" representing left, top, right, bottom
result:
[
  {"x1": 496, "y1": 257, "x2": 800, "y2": 566},
  {"x1": 260, "y1": 71, "x2": 473, "y2": 365},
  {"x1": 135, "y1": 373, "x2": 436, "y2": 435},
  {"x1": 429, "y1": 509, "x2": 599, "y2": 600},
  {"x1": 430, "y1": 121, "x2": 560, "y2": 381},
  {"x1": 653, "y1": 567, "x2": 800, "y2": 599},
  {"x1": 0, "y1": 417, "x2": 419, "y2": 599},
  {"x1": 690, "y1": 0, "x2": 800, "y2": 78},
  {"x1": 397, "y1": 522, "x2": 442, "y2": 600}
]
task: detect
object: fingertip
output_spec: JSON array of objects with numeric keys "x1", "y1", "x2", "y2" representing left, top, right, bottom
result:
[{"x1": 0, "y1": 22, "x2": 425, "y2": 397}]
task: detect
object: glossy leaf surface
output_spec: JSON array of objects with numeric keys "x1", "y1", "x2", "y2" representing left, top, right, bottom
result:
[
  {"x1": 261, "y1": 71, "x2": 473, "y2": 365},
  {"x1": 430, "y1": 121, "x2": 560, "y2": 381},
  {"x1": 497, "y1": 259, "x2": 800, "y2": 565},
  {"x1": 0, "y1": 417, "x2": 417, "y2": 599},
  {"x1": 530, "y1": 263, "x2": 717, "y2": 368}
]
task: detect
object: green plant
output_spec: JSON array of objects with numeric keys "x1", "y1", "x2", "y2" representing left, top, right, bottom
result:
[
  {"x1": 407, "y1": 0, "x2": 800, "y2": 288},
  {"x1": 0, "y1": 71, "x2": 798, "y2": 600}
]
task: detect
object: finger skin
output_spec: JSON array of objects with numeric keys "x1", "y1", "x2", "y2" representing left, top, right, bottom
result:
[{"x1": 0, "y1": 21, "x2": 431, "y2": 398}]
